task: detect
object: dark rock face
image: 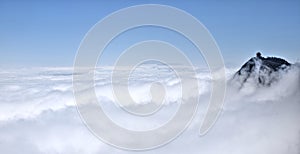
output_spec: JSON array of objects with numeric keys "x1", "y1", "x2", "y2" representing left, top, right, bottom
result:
[{"x1": 233, "y1": 52, "x2": 291, "y2": 87}]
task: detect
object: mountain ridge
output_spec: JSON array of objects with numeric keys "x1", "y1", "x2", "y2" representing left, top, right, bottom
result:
[{"x1": 233, "y1": 52, "x2": 292, "y2": 88}]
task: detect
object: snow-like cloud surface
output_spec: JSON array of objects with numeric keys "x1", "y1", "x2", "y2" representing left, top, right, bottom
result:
[{"x1": 0, "y1": 64, "x2": 299, "y2": 154}]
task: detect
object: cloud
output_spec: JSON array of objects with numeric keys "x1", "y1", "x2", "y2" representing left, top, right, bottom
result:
[{"x1": 0, "y1": 64, "x2": 299, "y2": 154}]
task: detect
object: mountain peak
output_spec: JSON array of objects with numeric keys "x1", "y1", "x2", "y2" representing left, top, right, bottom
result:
[{"x1": 233, "y1": 52, "x2": 291, "y2": 87}]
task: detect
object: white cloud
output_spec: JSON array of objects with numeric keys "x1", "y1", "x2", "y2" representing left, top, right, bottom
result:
[{"x1": 0, "y1": 64, "x2": 299, "y2": 154}]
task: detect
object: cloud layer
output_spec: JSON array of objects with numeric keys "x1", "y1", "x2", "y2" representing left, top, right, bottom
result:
[{"x1": 0, "y1": 64, "x2": 299, "y2": 154}]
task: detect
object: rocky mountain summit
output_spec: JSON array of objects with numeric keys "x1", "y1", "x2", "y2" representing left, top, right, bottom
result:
[{"x1": 233, "y1": 52, "x2": 291, "y2": 87}]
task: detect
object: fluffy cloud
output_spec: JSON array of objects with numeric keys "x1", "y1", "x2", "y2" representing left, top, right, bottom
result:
[{"x1": 0, "y1": 64, "x2": 299, "y2": 154}]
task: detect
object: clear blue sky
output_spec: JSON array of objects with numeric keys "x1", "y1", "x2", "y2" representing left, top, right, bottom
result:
[{"x1": 1, "y1": 0, "x2": 300, "y2": 67}]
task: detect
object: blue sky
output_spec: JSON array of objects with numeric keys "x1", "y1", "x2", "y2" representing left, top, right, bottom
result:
[{"x1": 1, "y1": 0, "x2": 300, "y2": 67}]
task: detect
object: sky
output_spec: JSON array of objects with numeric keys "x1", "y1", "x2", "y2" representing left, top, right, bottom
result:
[{"x1": 1, "y1": 0, "x2": 300, "y2": 67}]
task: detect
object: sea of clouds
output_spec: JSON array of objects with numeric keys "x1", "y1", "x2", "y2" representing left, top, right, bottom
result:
[{"x1": 0, "y1": 63, "x2": 299, "y2": 154}]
